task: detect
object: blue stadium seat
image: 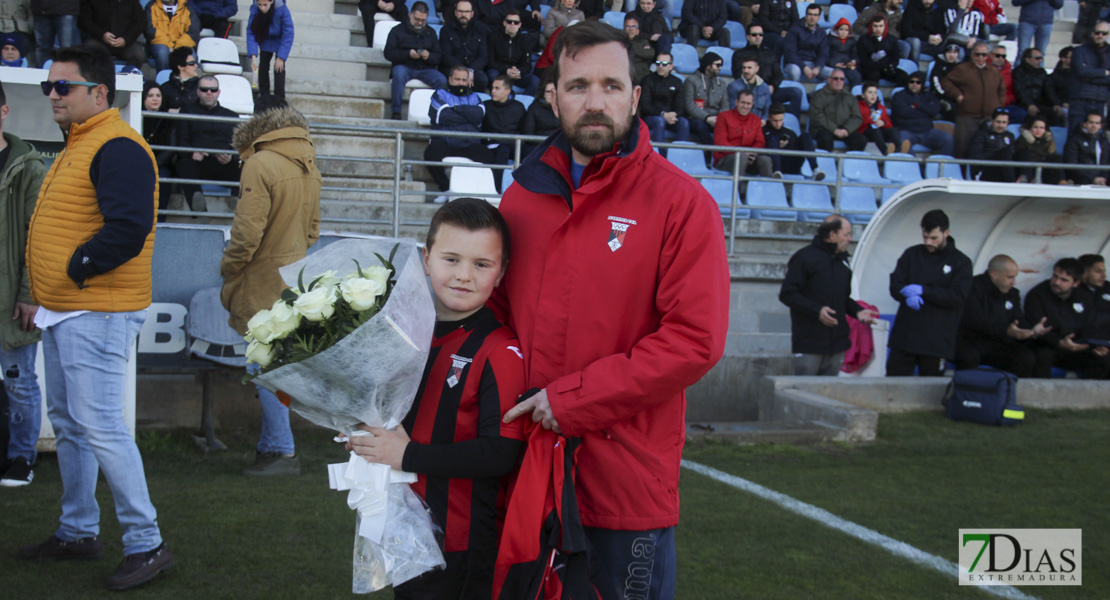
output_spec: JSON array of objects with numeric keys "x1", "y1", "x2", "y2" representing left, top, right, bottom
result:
[
  {"x1": 843, "y1": 151, "x2": 891, "y2": 184},
  {"x1": 814, "y1": 149, "x2": 838, "y2": 178},
  {"x1": 724, "y1": 22, "x2": 747, "y2": 49},
  {"x1": 779, "y1": 80, "x2": 808, "y2": 112},
  {"x1": 791, "y1": 182, "x2": 835, "y2": 222},
  {"x1": 666, "y1": 143, "x2": 713, "y2": 175},
  {"x1": 1051, "y1": 126, "x2": 1067, "y2": 154},
  {"x1": 603, "y1": 11, "x2": 626, "y2": 29},
  {"x1": 897, "y1": 58, "x2": 917, "y2": 75},
  {"x1": 746, "y1": 181, "x2": 796, "y2": 221},
  {"x1": 826, "y1": 4, "x2": 857, "y2": 27},
  {"x1": 516, "y1": 94, "x2": 533, "y2": 110},
  {"x1": 924, "y1": 155, "x2": 964, "y2": 179},
  {"x1": 702, "y1": 178, "x2": 751, "y2": 218},
  {"x1": 837, "y1": 186, "x2": 877, "y2": 223},
  {"x1": 156, "y1": 69, "x2": 172, "y2": 85},
  {"x1": 707, "y1": 46, "x2": 734, "y2": 76},
  {"x1": 883, "y1": 153, "x2": 923, "y2": 184},
  {"x1": 539, "y1": 4, "x2": 550, "y2": 18},
  {"x1": 502, "y1": 168, "x2": 514, "y2": 192},
  {"x1": 670, "y1": 43, "x2": 699, "y2": 75},
  {"x1": 1007, "y1": 123, "x2": 1021, "y2": 137},
  {"x1": 783, "y1": 113, "x2": 801, "y2": 135}
]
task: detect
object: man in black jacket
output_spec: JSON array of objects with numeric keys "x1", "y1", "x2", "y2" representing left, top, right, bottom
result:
[
  {"x1": 482, "y1": 74, "x2": 525, "y2": 171},
  {"x1": 1079, "y1": 253, "x2": 1110, "y2": 338},
  {"x1": 628, "y1": 0, "x2": 673, "y2": 55},
  {"x1": 955, "y1": 255, "x2": 1050, "y2": 377},
  {"x1": 359, "y1": 0, "x2": 406, "y2": 47},
  {"x1": 736, "y1": 25, "x2": 803, "y2": 117},
  {"x1": 780, "y1": 215, "x2": 876, "y2": 375},
  {"x1": 887, "y1": 209, "x2": 973, "y2": 376},
  {"x1": 1064, "y1": 112, "x2": 1110, "y2": 185},
  {"x1": 1012, "y1": 47, "x2": 1063, "y2": 125},
  {"x1": 901, "y1": 0, "x2": 946, "y2": 59},
  {"x1": 639, "y1": 51, "x2": 689, "y2": 144},
  {"x1": 891, "y1": 73, "x2": 954, "y2": 154},
  {"x1": 440, "y1": 0, "x2": 490, "y2": 92},
  {"x1": 968, "y1": 108, "x2": 1016, "y2": 182},
  {"x1": 1024, "y1": 257, "x2": 1110, "y2": 378},
  {"x1": 755, "y1": 0, "x2": 794, "y2": 53},
  {"x1": 78, "y1": 0, "x2": 148, "y2": 72},
  {"x1": 680, "y1": 0, "x2": 731, "y2": 49},
  {"x1": 763, "y1": 103, "x2": 823, "y2": 178},
  {"x1": 384, "y1": 2, "x2": 446, "y2": 120},
  {"x1": 176, "y1": 75, "x2": 239, "y2": 213},
  {"x1": 486, "y1": 9, "x2": 538, "y2": 97}
]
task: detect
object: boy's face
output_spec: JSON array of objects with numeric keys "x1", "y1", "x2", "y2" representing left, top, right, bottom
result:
[{"x1": 423, "y1": 223, "x2": 505, "y2": 321}]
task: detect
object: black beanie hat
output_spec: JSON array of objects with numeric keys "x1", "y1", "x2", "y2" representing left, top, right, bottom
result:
[{"x1": 699, "y1": 52, "x2": 722, "y2": 73}]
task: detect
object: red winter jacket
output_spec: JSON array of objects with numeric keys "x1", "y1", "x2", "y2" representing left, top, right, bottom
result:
[
  {"x1": 972, "y1": 0, "x2": 1005, "y2": 26},
  {"x1": 490, "y1": 119, "x2": 730, "y2": 531},
  {"x1": 856, "y1": 97, "x2": 894, "y2": 133},
  {"x1": 713, "y1": 109, "x2": 765, "y2": 163},
  {"x1": 997, "y1": 59, "x2": 1015, "y2": 106}
]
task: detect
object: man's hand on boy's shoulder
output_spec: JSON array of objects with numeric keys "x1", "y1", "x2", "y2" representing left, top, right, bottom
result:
[
  {"x1": 503, "y1": 389, "x2": 561, "y2": 434},
  {"x1": 346, "y1": 424, "x2": 411, "y2": 470}
]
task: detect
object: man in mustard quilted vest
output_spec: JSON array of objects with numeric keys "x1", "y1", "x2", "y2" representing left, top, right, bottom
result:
[{"x1": 19, "y1": 45, "x2": 173, "y2": 591}]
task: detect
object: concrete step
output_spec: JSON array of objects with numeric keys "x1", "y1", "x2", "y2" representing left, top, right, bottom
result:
[
  {"x1": 291, "y1": 24, "x2": 353, "y2": 46},
  {"x1": 684, "y1": 421, "x2": 844, "y2": 445},
  {"x1": 288, "y1": 77, "x2": 391, "y2": 99},
  {"x1": 288, "y1": 93, "x2": 381, "y2": 119},
  {"x1": 322, "y1": 177, "x2": 427, "y2": 202},
  {"x1": 228, "y1": 37, "x2": 384, "y2": 67},
  {"x1": 724, "y1": 333, "x2": 791, "y2": 354}
]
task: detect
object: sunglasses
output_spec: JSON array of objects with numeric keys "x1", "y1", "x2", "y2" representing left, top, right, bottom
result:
[
  {"x1": 829, "y1": 76, "x2": 845, "y2": 81},
  {"x1": 908, "y1": 79, "x2": 923, "y2": 84},
  {"x1": 749, "y1": 32, "x2": 763, "y2": 36},
  {"x1": 40, "y1": 79, "x2": 100, "y2": 96},
  {"x1": 184, "y1": 60, "x2": 197, "y2": 66},
  {"x1": 504, "y1": 19, "x2": 520, "y2": 24},
  {"x1": 973, "y1": 52, "x2": 989, "y2": 56},
  {"x1": 992, "y1": 53, "x2": 1006, "y2": 58},
  {"x1": 655, "y1": 60, "x2": 671, "y2": 65},
  {"x1": 199, "y1": 86, "x2": 220, "y2": 93},
  {"x1": 1095, "y1": 30, "x2": 1110, "y2": 35}
]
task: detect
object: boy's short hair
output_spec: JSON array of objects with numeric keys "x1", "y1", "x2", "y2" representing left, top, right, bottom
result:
[
  {"x1": 920, "y1": 209, "x2": 949, "y2": 233},
  {"x1": 426, "y1": 197, "x2": 511, "y2": 266},
  {"x1": 768, "y1": 103, "x2": 786, "y2": 116}
]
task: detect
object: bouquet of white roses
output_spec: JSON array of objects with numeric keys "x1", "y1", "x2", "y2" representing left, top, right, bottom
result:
[{"x1": 245, "y1": 237, "x2": 444, "y2": 593}]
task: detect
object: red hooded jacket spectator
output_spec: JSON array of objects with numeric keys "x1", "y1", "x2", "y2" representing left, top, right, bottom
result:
[
  {"x1": 713, "y1": 108, "x2": 765, "y2": 163},
  {"x1": 856, "y1": 95, "x2": 894, "y2": 133}
]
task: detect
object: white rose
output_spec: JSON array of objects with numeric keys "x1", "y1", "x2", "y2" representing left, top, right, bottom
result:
[
  {"x1": 360, "y1": 265, "x2": 390, "y2": 291},
  {"x1": 246, "y1": 309, "x2": 276, "y2": 344},
  {"x1": 311, "y1": 269, "x2": 342, "y2": 291},
  {"x1": 245, "y1": 339, "x2": 277, "y2": 368},
  {"x1": 294, "y1": 286, "x2": 337, "y2": 322},
  {"x1": 340, "y1": 276, "x2": 386, "y2": 311},
  {"x1": 268, "y1": 301, "x2": 301, "y2": 340}
]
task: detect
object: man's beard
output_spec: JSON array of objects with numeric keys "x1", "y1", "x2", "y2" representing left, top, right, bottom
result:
[{"x1": 562, "y1": 111, "x2": 635, "y2": 159}]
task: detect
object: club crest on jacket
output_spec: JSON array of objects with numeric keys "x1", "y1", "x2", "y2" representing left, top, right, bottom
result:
[{"x1": 607, "y1": 216, "x2": 637, "y2": 252}]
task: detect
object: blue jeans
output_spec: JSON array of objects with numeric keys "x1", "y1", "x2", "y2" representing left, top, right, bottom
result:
[
  {"x1": 784, "y1": 62, "x2": 832, "y2": 82},
  {"x1": 623, "y1": 0, "x2": 673, "y2": 22},
  {"x1": 1017, "y1": 22, "x2": 1053, "y2": 56},
  {"x1": 248, "y1": 363, "x2": 295, "y2": 454},
  {"x1": 391, "y1": 65, "x2": 447, "y2": 115},
  {"x1": 2, "y1": 341, "x2": 41, "y2": 463},
  {"x1": 148, "y1": 44, "x2": 171, "y2": 72},
  {"x1": 772, "y1": 86, "x2": 803, "y2": 118},
  {"x1": 643, "y1": 115, "x2": 690, "y2": 145},
  {"x1": 43, "y1": 311, "x2": 162, "y2": 555},
  {"x1": 991, "y1": 23, "x2": 1017, "y2": 41},
  {"x1": 898, "y1": 128, "x2": 954, "y2": 155},
  {"x1": 33, "y1": 14, "x2": 77, "y2": 67}
]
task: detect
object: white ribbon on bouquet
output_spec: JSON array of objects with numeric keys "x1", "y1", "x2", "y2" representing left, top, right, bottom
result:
[{"x1": 328, "y1": 432, "x2": 419, "y2": 544}]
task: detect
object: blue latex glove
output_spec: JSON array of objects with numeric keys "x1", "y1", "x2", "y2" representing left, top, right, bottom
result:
[
  {"x1": 900, "y1": 284, "x2": 923, "y2": 298},
  {"x1": 906, "y1": 295, "x2": 924, "y2": 310}
]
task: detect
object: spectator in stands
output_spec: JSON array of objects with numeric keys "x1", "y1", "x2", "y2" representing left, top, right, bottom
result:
[
  {"x1": 142, "y1": 82, "x2": 175, "y2": 220},
  {"x1": 32, "y1": 0, "x2": 78, "y2": 68},
  {"x1": 727, "y1": 57, "x2": 771, "y2": 116},
  {"x1": 487, "y1": 9, "x2": 539, "y2": 98},
  {"x1": 177, "y1": 75, "x2": 240, "y2": 213},
  {"x1": 684, "y1": 51, "x2": 729, "y2": 146},
  {"x1": 858, "y1": 14, "x2": 909, "y2": 86},
  {"x1": 679, "y1": 0, "x2": 731, "y2": 49},
  {"x1": 1014, "y1": 114, "x2": 1066, "y2": 184},
  {"x1": 1024, "y1": 257, "x2": 1110, "y2": 379},
  {"x1": 79, "y1": 0, "x2": 148, "y2": 74},
  {"x1": 0, "y1": 32, "x2": 27, "y2": 66},
  {"x1": 1050, "y1": 46, "x2": 1076, "y2": 113},
  {"x1": 576, "y1": 0, "x2": 609, "y2": 20},
  {"x1": 972, "y1": 0, "x2": 1015, "y2": 42},
  {"x1": 900, "y1": 0, "x2": 946, "y2": 60},
  {"x1": 942, "y1": 41, "x2": 1005, "y2": 158},
  {"x1": 482, "y1": 74, "x2": 526, "y2": 169},
  {"x1": 384, "y1": 2, "x2": 445, "y2": 120},
  {"x1": 955, "y1": 254, "x2": 1048, "y2": 377},
  {"x1": 521, "y1": 78, "x2": 558, "y2": 155},
  {"x1": 0, "y1": 2, "x2": 32, "y2": 65},
  {"x1": 640, "y1": 51, "x2": 690, "y2": 144},
  {"x1": 826, "y1": 18, "x2": 863, "y2": 87},
  {"x1": 785, "y1": 4, "x2": 830, "y2": 82},
  {"x1": 476, "y1": 0, "x2": 543, "y2": 33},
  {"x1": 247, "y1": 0, "x2": 294, "y2": 101},
  {"x1": 764, "y1": 103, "x2": 825, "y2": 179},
  {"x1": 887, "y1": 209, "x2": 973, "y2": 377},
  {"x1": 1012, "y1": 47, "x2": 1063, "y2": 126},
  {"x1": 1070, "y1": 22, "x2": 1110, "y2": 134},
  {"x1": 1079, "y1": 253, "x2": 1110, "y2": 338},
  {"x1": 625, "y1": 16, "x2": 655, "y2": 85},
  {"x1": 713, "y1": 89, "x2": 774, "y2": 178},
  {"x1": 223, "y1": 98, "x2": 321, "y2": 477},
  {"x1": 1014, "y1": 0, "x2": 1063, "y2": 57},
  {"x1": 810, "y1": 69, "x2": 867, "y2": 151},
  {"x1": 944, "y1": 0, "x2": 986, "y2": 57},
  {"x1": 780, "y1": 215, "x2": 878, "y2": 376},
  {"x1": 738, "y1": 24, "x2": 804, "y2": 118},
  {"x1": 968, "y1": 108, "x2": 1016, "y2": 182},
  {"x1": 929, "y1": 43, "x2": 961, "y2": 120},
  {"x1": 441, "y1": 0, "x2": 490, "y2": 93},
  {"x1": 424, "y1": 66, "x2": 492, "y2": 201},
  {"x1": 543, "y1": 0, "x2": 583, "y2": 44},
  {"x1": 854, "y1": 0, "x2": 910, "y2": 60},
  {"x1": 990, "y1": 44, "x2": 1023, "y2": 124},
  {"x1": 1064, "y1": 112, "x2": 1110, "y2": 185},
  {"x1": 891, "y1": 72, "x2": 954, "y2": 154},
  {"x1": 755, "y1": 0, "x2": 794, "y2": 54},
  {"x1": 145, "y1": 0, "x2": 201, "y2": 73},
  {"x1": 857, "y1": 81, "x2": 899, "y2": 154},
  {"x1": 359, "y1": 0, "x2": 406, "y2": 47},
  {"x1": 628, "y1": 0, "x2": 672, "y2": 55},
  {"x1": 160, "y1": 46, "x2": 199, "y2": 111},
  {"x1": 192, "y1": 0, "x2": 235, "y2": 38},
  {"x1": 1075, "y1": 0, "x2": 1109, "y2": 44}
]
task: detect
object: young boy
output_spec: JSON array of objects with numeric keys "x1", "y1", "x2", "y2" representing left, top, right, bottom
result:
[{"x1": 348, "y1": 197, "x2": 526, "y2": 599}]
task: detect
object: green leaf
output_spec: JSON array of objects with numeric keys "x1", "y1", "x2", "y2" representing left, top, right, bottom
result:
[
  {"x1": 352, "y1": 258, "x2": 366, "y2": 279},
  {"x1": 297, "y1": 266, "x2": 307, "y2": 293},
  {"x1": 280, "y1": 288, "x2": 298, "y2": 303}
]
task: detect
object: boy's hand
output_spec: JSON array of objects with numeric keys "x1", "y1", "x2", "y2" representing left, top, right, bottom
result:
[
  {"x1": 503, "y1": 389, "x2": 561, "y2": 433},
  {"x1": 346, "y1": 424, "x2": 410, "y2": 470}
]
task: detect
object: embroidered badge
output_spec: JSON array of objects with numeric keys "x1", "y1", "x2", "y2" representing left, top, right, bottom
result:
[
  {"x1": 446, "y1": 354, "x2": 473, "y2": 388},
  {"x1": 943, "y1": 264, "x2": 952, "y2": 274},
  {"x1": 1005, "y1": 300, "x2": 1013, "y2": 310},
  {"x1": 1073, "y1": 303, "x2": 1085, "y2": 314},
  {"x1": 607, "y1": 216, "x2": 637, "y2": 252}
]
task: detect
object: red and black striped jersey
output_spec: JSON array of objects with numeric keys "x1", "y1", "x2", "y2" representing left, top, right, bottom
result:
[{"x1": 401, "y1": 307, "x2": 527, "y2": 552}]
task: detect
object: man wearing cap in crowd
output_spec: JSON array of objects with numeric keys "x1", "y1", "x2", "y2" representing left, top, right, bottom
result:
[
  {"x1": 891, "y1": 70, "x2": 954, "y2": 154},
  {"x1": 0, "y1": 33, "x2": 27, "y2": 67}
]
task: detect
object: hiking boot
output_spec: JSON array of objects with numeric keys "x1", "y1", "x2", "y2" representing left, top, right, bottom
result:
[
  {"x1": 18, "y1": 535, "x2": 103, "y2": 561},
  {"x1": 812, "y1": 169, "x2": 826, "y2": 181},
  {"x1": 105, "y1": 543, "x2": 174, "y2": 591},
  {"x1": 242, "y1": 452, "x2": 300, "y2": 477},
  {"x1": 0, "y1": 457, "x2": 33, "y2": 487}
]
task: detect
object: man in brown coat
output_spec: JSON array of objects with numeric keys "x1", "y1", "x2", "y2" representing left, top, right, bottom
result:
[
  {"x1": 942, "y1": 41, "x2": 1006, "y2": 159},
  {"x1": 220, "y1": 100, "x2": 321, "y2": 477}
]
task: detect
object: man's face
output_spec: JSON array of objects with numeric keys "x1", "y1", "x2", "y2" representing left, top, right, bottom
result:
[
  {"x1": 828, "y1": 71, "x2": 846, "y2": 92},
  {"x1": 503, "y1": 14, "x2": 521, "y2": 36},
  {"x1": 410, "y1": 10, "x2": 427, "y2": 30},
  {"x1": 624, "y1": 19, "x2": 640, "y2": 39},
  {"x1": 1025, "y1": 50, "x2": 1044, "y2": 69},
  {"x1": 448, "y1": 70, "x2": 469, "y2": 88},
  {"x1": 735, "y1": 95, "x2": 753, "y2": 116},
  {"x1": 922, "y1": 0, "x2": 934, "y2": 7},
  {"x1": 971, "y1": 46, "x2": 989, "y2": 68},
  {"x1": 1050, "y1": 268, "x2": 1077, "y2": 299},
  {"x1": 454, "y1": 1, "x2": 472, "y2": 26},
  {"x1": 491, "y1": 79, "x2": 510, "y2": 102},
  {"x1": 991, "y1": 113, "x2": 1009, "y2": 133},
  {"x1": 1, "y1": 44, "x2": 19, "y2": 62},
  {"x1": 989, "y1": 262, "x2": 1017, "y2": 294},
  {"x1": 888, "y1": 0, "x2": 902, "y2": 8},
  {"x1": 991, "y1": 48, "x2": 1007, "y2": 67},
  {"x1": 922, "y1": 227, "x2": 949, "y2": 253},
  {"x1": 197, "y1": 79, "x2": 220, "y2": 108},
  {"x1": 1084, "y1": 261, "x2": 1107, "y2": 288},
  {"x1": 907, "y1": 77, "x2": 924, "y2": 93},
  {"x1": 180, "y1": 54, "x2": 198, "y2": 79},
  {"x1": 639, "y1": 0, "x2": 655, "y2": 11},
  {"x1": 705, "y1": 57, "x2": 722, "y2": 77},
  {"x1": 805, "y1": 8, "x2": 821, "y2": 27},
  {"x1": 552, "y1": 41, "x2": 641, "y2": 164},
  {"x1": 46, "y1": 61, "x2": 102, "y2": 129},
  {"x1": 747, "y1": 27, "x2": 764, "y2": 46},
  {"x1": 768, "y1": 112, "x2": 784, "y2": 130},
  {"x1": 1060, "y1": 51, "x2": 1072, "y2": 67},
  {"x1": 1084, "y1": 115, "x2": 1103, "y2": 135},
  {"x1": 1094, "y1": 24, "x2": 1110, "y2": 46},
  {"x1": 870, "y1": 20, "x2": 885, "y2": 37},
  {"x1": 741, "y1": 61, "x2": 758, "y2": 80},
  {"x1": 655, "y1": 54, "x2": 673, "y2": 77},
  {"x1": 829, "y1": 219, "x2": 852, "y2": 253}
]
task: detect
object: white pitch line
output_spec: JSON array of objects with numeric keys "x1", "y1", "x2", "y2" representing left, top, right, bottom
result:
[{"x1": 681, "y1": 460, "x2": 1041, "y2": 600}]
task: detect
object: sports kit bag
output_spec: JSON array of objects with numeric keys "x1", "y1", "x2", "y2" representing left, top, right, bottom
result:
[{"x1": 943, "y1": 368, "x2": 1025, "y2": 426}]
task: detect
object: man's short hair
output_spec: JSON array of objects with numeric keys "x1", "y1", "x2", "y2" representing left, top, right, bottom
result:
[
  {"x1": 817, "y1": 215, "x2": 846, "y2": 240},
  {"x1": 411, "y1": 1, "x2": 428, "y2": 14},
  {"x1": 736, "y1": 89, "x2": 754, "y2": 100},
  {"x1": 492, "y1": 74, "x2": 513, "y2": 89},
  {"x1": 1054, "y1": 257, "x2": 1084, "y2": 281},
  {"x1": 972, "y1": 41, "x2": 990, "y2": 53},
  {"x1": 991, "y1": 107, "x2": 1010, "y2": 120},
  {"x1": 768, "y1": 102, "x2": 786, "y2": 116},
  {"x1": 448, "y1": 64, "x2": 470, "y2": 79},
  {"x1": 1085, "y1": 112, "x2": 1103, "y2": 123},
  {"x1": 426, "y1": 197, "x2": 511, "y2": 266},
  {"x1": 1020, "y1": 47, "x2": 1038, "y2": 61},
  {"x1": 551, "y1": 20, "x2": 635, "y2": 89},
  {"x1": 987, "y1": 254, "x2": 1016, "y2": 273},
  {"x1": 806, "y1": 4, "x2": 822, "y2": 14},
  {"x1": 50, "y1": 45, "x2": 115, "y2": 105},
  {"x1": 861, "y1": 81, "x2": 879, "y2": 93},
  {"x1": 1059, "y1": 45, "x2": 1073, "y2": 59},
  {"x1": 829, "y1": 68, "x2": 845, "y2": 79},
  {"x1": 655, "y1": 51, "x2": 671, "y2": 62},
  {"x1": 921, "y1": 209, "x2": 949, "y2": 232},
  {"x1": 199, "y1": 74, "x2": 219, "y2": 87},
  {"x1": 455, "y1": 0, "x2": 472, "y2": 10},
  {"x1": 1078, "y1": 254, "x2": 1105, "y2": 270},
  {"x1": 169, "y1": 46, "x2": 195, "y2": 74}
]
